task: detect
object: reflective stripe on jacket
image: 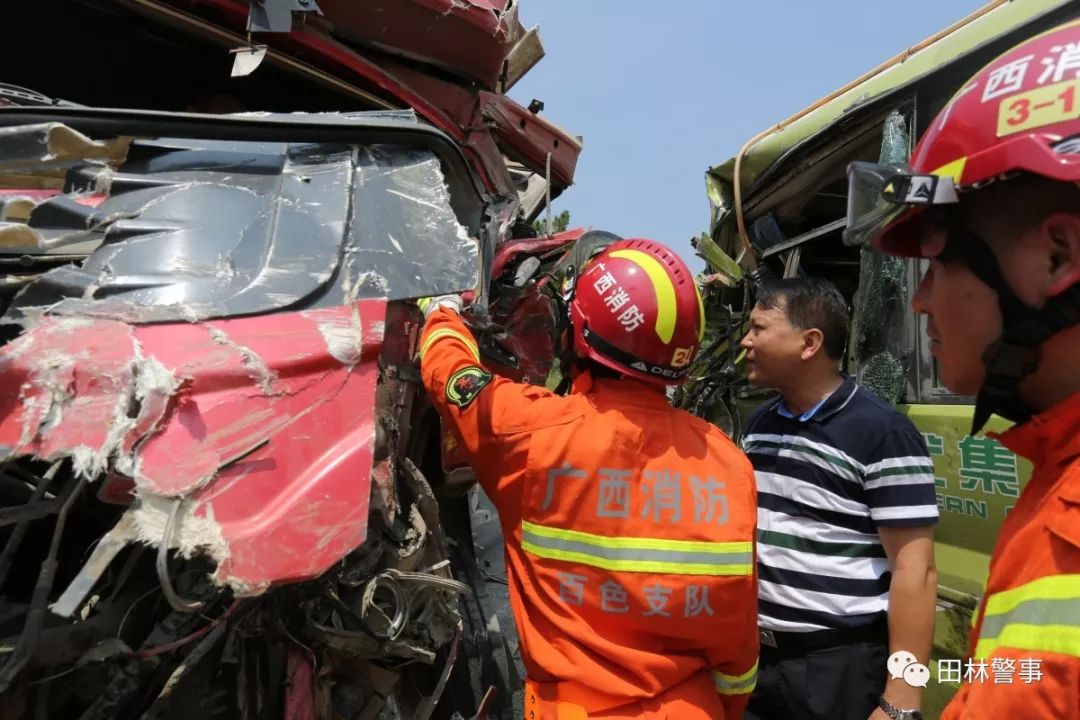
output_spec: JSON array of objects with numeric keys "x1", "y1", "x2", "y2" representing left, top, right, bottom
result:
[
  {"x1": 419, "y1": 307, "x2": 759, "y2": 719},
  {"x1": 943, "y1": 391, "x2": 1080, "y2": 720}
]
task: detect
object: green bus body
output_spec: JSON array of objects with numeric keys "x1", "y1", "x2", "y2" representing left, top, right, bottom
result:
[{"x1": 689, "y1": 2, "x2": 1080, "y2": 715}]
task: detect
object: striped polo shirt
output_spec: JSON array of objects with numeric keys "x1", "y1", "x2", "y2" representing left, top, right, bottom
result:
[{"x1": 742, "y1": 376, "x2": 938, "y2": 633}]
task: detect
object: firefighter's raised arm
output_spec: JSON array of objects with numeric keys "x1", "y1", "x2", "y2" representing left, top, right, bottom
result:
[{"x1": 416, "y1": 296, "x2": 554, "y2": 497}]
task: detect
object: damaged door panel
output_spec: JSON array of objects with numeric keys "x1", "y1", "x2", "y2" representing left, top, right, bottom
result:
[
  {"x1": 0, "y1": 109, "x2": 529, "y2": 719},
  {"x1": 4, "y1": 305, "x2": 388, "y2": 599},
  {"x1": 312, "y1": 0, "x2": 527, "y2": 90}
]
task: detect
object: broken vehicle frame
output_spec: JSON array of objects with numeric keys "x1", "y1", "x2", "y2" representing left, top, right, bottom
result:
[
  {"x1": 0, "y1": 106, "x2": 569, "y2": 719},
  {"x1": 0, "y1": 0, "x2": 589, "y2": 716}
]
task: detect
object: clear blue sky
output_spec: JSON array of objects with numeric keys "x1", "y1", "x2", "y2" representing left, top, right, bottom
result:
[{"x1": 510, "y1": 0, "x2": 986, "y2": 272}]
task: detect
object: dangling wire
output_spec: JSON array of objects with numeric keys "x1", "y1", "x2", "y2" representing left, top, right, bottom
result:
[{"x1": 157, "y1": 498, "x2": 206, "y2": 614}]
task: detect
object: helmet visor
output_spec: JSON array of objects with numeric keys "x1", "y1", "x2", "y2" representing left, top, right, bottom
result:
[{"x1": 843, "y1": 161, "x2": 959, "y2": 248}]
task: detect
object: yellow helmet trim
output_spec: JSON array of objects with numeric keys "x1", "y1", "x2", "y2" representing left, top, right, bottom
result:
[
  {"x1": 930, "y1": 157, "x2": 967, "y2": 183},
  {"x1": 609, "y1": 249, "x2": 677, "y2": 344}
]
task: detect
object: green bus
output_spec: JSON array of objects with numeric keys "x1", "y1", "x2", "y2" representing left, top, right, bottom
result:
[{"x1": 677, "y1": 1, "x2": 1080, "y2": 714}]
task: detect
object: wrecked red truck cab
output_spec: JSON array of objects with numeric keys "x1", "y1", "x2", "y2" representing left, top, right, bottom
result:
[
  {"x1": 0, "y1": 109, "x2": 530, "y2": 719},
  {"x1": 0, "y1": 1, "x2": 587, "y2": 716}
]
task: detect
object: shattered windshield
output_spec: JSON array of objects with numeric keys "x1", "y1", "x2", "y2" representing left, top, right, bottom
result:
[{"x1": 0, "y1": 113, "x2": 479, "y2": 324}]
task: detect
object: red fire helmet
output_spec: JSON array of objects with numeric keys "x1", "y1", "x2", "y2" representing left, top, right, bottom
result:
[
  {"x1": 568, "y1": 238, "x2": 705, "y2": 386},
  {"x1": 846, "y1": 18, "x2": 1080, "y2": 433},
  {"x1": 845, "y1": 18, "x2": 1080, "y2": 254}
]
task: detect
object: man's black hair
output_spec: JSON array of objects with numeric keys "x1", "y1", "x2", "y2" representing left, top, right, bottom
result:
[{"x1": 755, "y1": 277, "x2": 850, "y2": 360}]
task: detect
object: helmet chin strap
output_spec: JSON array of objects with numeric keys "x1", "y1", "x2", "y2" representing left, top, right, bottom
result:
[{"x1": 944, "y1": 225, "x2": 1080, "y2": 433}]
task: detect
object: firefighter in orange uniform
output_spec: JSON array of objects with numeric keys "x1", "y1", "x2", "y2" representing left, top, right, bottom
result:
[
  {"x1": 848, "y1": 20, "x2": 1080, "y2": 720},
  {"x1": 417, "y1": 238, "x2": 758, "y2": 719}
]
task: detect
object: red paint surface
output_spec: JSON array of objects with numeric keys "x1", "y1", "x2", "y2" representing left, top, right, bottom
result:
[
  {"x1": 0, "y1": 302, "x2": 386, "y2": 592},
  {"x1": 284, "y1": 649, "x2": 317, "y2": 720},
  {"x1": 314, "y1": 0, "x2": 520, "y2": 88},
  {"x1": 0, "y1": 189, "x2": 59, "y2": 201},
  {"x1": 0, "y1": 190, "x2": 105, "y2": 205},
  {"x1": 479, "y1": 91, "x2": 581, "y2": 189},
  {"x1": 490, "y1": 228, "x2": 583, "y2": 278},
  {"x1": 157, "y1": 0, "x2": 579, "y2": 194},
  {"x1": 0, "y1": 319, "x2": 141, "y2": 462}
]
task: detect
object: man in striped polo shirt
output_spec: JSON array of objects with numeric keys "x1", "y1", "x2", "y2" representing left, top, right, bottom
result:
[{"x1": 739, "y1": 278, "x2": 938, "y2": 720}]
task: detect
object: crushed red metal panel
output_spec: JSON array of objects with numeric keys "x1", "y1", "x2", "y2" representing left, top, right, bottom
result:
[
  {"x1": 491, "y1": 228, "x2": 585, "y2": 277},
  {"x1": 0, "y1": 301, "x2": 386, "y2": 592},
  {"x1": 0, "y1": 318, "x2": 148, "y2": 475},
  {"x1": 186, "y1": 304, "x2": 385, "y2": 591},
  {"x1": 278, "y1": 29, "x2": 579, "y2": 194},
  {"x1": 285, "y1": 649, "x2": 318, "y2": 720},
  {"x1": 314, "y1": 0, "x2": 524, "y2": 89},
  {"x1": 0, "y1": 189, "x2": 59, "y2": 202},
  {"x1": 337, "y1": 55, "x2": 580, "y2": 195},
  {"x1": 381, "y1": 61, "x2": 580, "y2": 195},
  {"x1": 479, "y1": 91, "x2": 581, "y2": 189},
  {"x1": 159, "y1": 0, "x2": 464, "y2": 135},
  {"x1": 377, "y1": 60, "x2": 517, "y2": 194},
  {"x1": 0, "y1": 4, "x2": 570, "y2": 714},
  {"x1": 149, "y1": 0, "x2": 580, "y2": 195}
]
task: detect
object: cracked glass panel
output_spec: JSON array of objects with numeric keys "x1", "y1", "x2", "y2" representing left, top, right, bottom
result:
[
  {"x1": 1, "y1": 124, "x2": 478, "y2": 324},
  {"x1": 851, "y1": 110, "x2": 913, "y2": 404}
]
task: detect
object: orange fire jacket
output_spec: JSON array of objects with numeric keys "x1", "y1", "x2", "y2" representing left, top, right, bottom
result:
[
  {"x1": 419, "y1": 307, "x2": 759, "y2": 719},
  {"x1": 942, "y1": 391, "x2": 1080, "y2": 720}
]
